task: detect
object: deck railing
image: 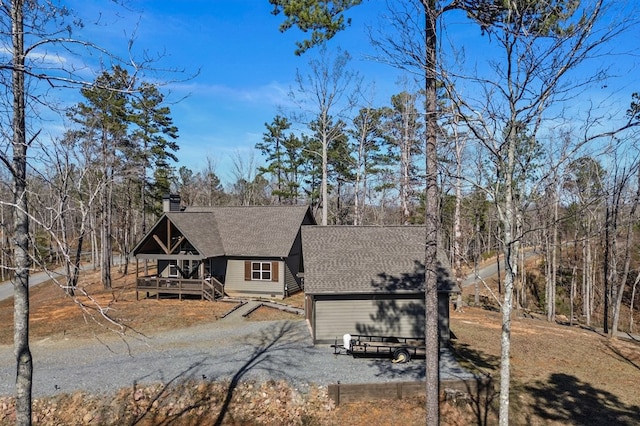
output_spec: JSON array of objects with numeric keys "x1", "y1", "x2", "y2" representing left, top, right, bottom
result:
[{"x1": 136, "y1": 275, "x2": 224, "y2": 301}]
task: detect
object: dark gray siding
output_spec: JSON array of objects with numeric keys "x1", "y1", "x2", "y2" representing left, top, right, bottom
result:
[{"x1": 284, "y1": 262, "x2": 301, "y2": 296}]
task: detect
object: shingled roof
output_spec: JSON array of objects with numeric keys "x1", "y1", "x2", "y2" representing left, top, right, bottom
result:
[
  {"x1": 135, "y1": 205, "x2": 314, "y2": 258},
  {"x1": 301, "y1": 226, "x2": 457, "y2": 295}
]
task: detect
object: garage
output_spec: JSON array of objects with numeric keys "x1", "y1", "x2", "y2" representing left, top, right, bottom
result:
[
  {"x1": 301, "y1": 226, "x2": 458, "y2": 345},
  {"x1": 312, "y1": 294, "x2": 425, "y2": 343}
]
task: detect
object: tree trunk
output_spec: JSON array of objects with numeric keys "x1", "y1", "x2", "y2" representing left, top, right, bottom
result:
[
  {"x1": 400, "y1": 117, "x2": 411, "y2": 225},
  {"x1": 496, "y1": 250, "x2": 502, "y2": 294},
  {"x1": 353, "y1": 144, "x2": 362, "y2": 225},
  {"x1": 422, "y1": 2, "x2": 440, "y2": 424},
  {"x1": 545, "y1": 194, "x2": 558, "y2": 322},
  {"x1": 570, "y1": 265, "x2": 577, "y2": 326},
  {"x1": 71, "y1": 234, "x2": 84, "y2": 290},
  {"x1": 1, "y1": 203, "x2": 6, "y2": 282},
  {"x1": 474, "y1": 219, "x2": 480, "y2": 306},
  {"x1": 321, "y1": 133, "x2": 328, "y2": 226},
  {"x1": 11, "y1": 1, "x2": 33, "y2": 424},
  {"x1": 453, "y1": 179, "x2": 462, "y2": 310},
  {"x1": 498, "y1": 96, "x2": 519, "y2": 426},
  {"x1": 584, "y1": 235, "x2": 592, "y2": 325},
  {"x1": 550, "y1": 196, "x2": 558, "y2": 321},
  {"x1": 603, "y1": 199, "x2": 613, "y2": 334},
  {"x1": 101, "y1": 170, "x2": 113, "y2": 288},
  {"x1": 499, "y1": 243, "x2": 516, "y2": 426},
  {"x1": 91, "y1": 209, "x2": 99, "y2": 269},
  {"x1": 630, "y1": 271, "x2": 639, "y2": 333},
  {"x1": 498, "y1": 173, "x2": 517, "y2": 425},
  {"x1": 611, "y1": 169, "x2": 640, "y2": 336},
  {"x1": 453, "y1": 128, "x2": 465, "y2": 310}
]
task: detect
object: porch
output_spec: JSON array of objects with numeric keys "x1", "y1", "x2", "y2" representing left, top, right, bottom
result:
[{"x1": 136, "y1": 276, "x2": 225, "y2": 301}]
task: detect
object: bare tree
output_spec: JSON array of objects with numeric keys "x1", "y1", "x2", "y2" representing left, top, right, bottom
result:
[
  {"x1": 0, "y1": 2, "x2": 163, "y2": 422},
  {"x1": 6, "y1": 4, "x2": 32, "y2": 422},
  {"x1": 290, "y1": 46, "x2": 359, "y2": 225},
  {"x1": 229, "y1": 151, "x2": 269, "y2": 206},
  {"x1": 349, "y1": 101, "x2": 389, "y2": 225},
  {"x1": 605, "y1": 154, "x2": 640, "y2": 337},
  {"x1": 440, "y1": 100, "x2": 469, "y2": 310},
  {"x1": 446, "y1": 1, "x2": 639, "y2": 423},
  {"x1": 564, "y1": 155, "x2": 607, "y2": 325},
  {"x1": 383, "y1": 89, "x2": 424, "y2": 225}
]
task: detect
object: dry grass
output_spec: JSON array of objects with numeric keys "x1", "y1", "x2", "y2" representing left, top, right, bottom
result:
[
  {"x1": 450, "y1": 307, "x2": 640, "y2": 425},
  {"x1": 0, "y1": 269, "x2": 232, "y2": 345},
  {"x1": 1, "y1": 266, "x2": 640, "y2": 425},
  {"x1": 0, "y1": 268, "x2": 310, "y2": 345}
]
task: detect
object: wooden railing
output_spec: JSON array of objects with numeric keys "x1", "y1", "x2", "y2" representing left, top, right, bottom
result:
[{"x1": 136, "y1": 275, "x2": 224, "y2": 301}]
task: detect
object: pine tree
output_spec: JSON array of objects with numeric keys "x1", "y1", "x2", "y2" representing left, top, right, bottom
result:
[
  {"x1": 257, "y1": 115, "x2": 303, "y2": 204},
  {"x1": 70, "y1": 66, "x2": 133, "y2": 289},
  {"x1": 349, "y1": 106, "x2": 388, "y2": 224},
  {"x1": 130, "y1": 82, "x2": 180, "y2": 227}
]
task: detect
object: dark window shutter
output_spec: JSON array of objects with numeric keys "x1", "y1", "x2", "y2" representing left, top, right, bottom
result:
[
  {"x1": 272, "y1": 262, "x2": 279, "y2": 282},
  {"x1": 244, "y1": 261, "x2": 251, "y2": 281}
]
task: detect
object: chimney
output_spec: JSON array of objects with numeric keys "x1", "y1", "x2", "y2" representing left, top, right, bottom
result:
[{"x1": 162, "y1": 194, "x2": 181, "y2": 212}]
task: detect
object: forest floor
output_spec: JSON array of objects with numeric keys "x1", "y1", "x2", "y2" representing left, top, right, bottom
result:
[{"x1": 0, "y1": 266, "x2": 639, "y2": 425}]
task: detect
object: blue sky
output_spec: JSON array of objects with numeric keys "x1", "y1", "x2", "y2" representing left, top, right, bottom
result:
[
  {"x1": 56, "y1": 0, "x2": 405, "y2": 185},
  {"x1": 47, "y1": 1, "x2": 640, "y2": 185}
]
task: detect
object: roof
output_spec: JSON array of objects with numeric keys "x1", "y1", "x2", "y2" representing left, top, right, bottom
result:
[
  {"x1": 134, "y1": 205, "x2": 314, "y2": 258},
  {"x1": 301, "y1": 226, "x2": 458, "y2": 295}
]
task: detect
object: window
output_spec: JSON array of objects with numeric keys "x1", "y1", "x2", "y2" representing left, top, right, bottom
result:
[
  {"x1": 252, "y1": 262, "x2": 271, "y2": 281},
  {"x1": 168, "y1": 261, "x2": 178, "y2": 278},
  {"x1": 245, "y1": 260, "x2": 279, "y2": 282}
]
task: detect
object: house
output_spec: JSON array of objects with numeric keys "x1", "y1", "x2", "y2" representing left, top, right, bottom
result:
[
  {"x1": 132, "y1": 202, "x2": 316, "y2": 300},
  {"x1": 301, "y1": 225, "x2": 459, "y2": 345}
]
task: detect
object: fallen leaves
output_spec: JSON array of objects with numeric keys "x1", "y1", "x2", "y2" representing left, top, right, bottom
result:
[{"x1": 0, "y1": 380, "x2": 337, "y2": 425}]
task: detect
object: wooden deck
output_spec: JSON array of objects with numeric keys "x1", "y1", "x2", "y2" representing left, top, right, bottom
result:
[{"x1": 136, "y1": 276, "x2": 224, "y2": 301}]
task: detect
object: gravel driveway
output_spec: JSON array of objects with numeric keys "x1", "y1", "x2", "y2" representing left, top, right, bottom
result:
[{"x1": 0, "y1": 315, "x2": 474, "y2": 399}]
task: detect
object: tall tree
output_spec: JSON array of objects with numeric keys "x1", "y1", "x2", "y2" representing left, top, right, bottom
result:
[
  {"x1": 322, "y1": 117, "x2": 353, "y2": 223},
  {"x1": 0, "y1": 1, "x2": 146, "y2": 422},
  {"x1": 229, "y1": 151, "x2": 270, "y2": 206},
  {"x1": 69, "y1": 66, "x2": 133, "y2": 289},
  {"x1": 290, "y1": 46, "x2": 358, "y2": 225},
  {"x1": 349, "y1": 105, "x2": 390, "y2": 225},
  {"x1": 564, "y1": 155, "x2": 606, "y2": 325},
  {"x1": 270, "y1": 1, "x2": 459, "y2": 421},
  {"x1": 200, "y1": 157, "x2": 227, "y2": 206},
  {"x1": 130, "y1": 82, "x2": 179, "y2": 230},
  {"x1": 448, "y1": 2, "x2": 639, "y2": 423},
  {"x1": 421, "y1": 4, "x2": 444, "y2": 421},
  {"x1": 383, "y1": 91, "x2": 424, "y2": 224},
  {"x1": 6, "y1": 3, "x2": 32, "y2": 422},
  {"x1": 300, "y1": 133, "x2": 323, "y2": 214},
  {"x1": 174, "y1": 166, "x2": 197, "y2": 206},
  {"x1": 257, "y1": 115, "x2": 303, "y2": 204},
  {"x1": 439, "y1": 96, "x2": 469, "y2": 309},
  {"x1": 603, "y1": 155, "x2": 640, "y2": 337}
]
